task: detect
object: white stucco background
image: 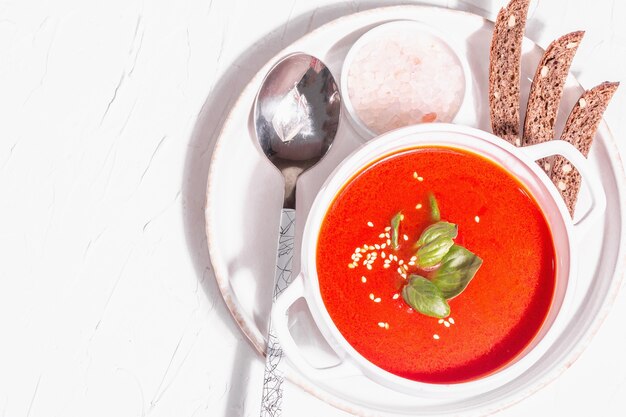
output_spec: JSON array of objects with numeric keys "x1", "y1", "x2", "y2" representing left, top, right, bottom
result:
[{"x1": 0, "y1": 0, "x2": 624, "y2": 416}]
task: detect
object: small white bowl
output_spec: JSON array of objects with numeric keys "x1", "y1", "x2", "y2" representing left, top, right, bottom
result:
[{"x1": 340, "y1": 20, "x2": 473, "y2": 139}]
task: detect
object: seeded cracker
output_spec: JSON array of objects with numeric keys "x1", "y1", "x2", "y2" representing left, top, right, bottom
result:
[
  {"x1": 489, "y1": 0, "x2": 530, "y2": 145},
  {"x1": 549, "y1": 82, "x2": 619, "y2": 217}
]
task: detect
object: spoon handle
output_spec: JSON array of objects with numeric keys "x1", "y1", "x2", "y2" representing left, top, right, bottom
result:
[{"x1": 260, "y1": 208, "x2": 296, "y2": 417}]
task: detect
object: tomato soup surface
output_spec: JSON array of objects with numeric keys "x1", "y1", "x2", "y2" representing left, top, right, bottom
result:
[{"x1": 316, "y1": 146, "x2": 556, "y2": 384}]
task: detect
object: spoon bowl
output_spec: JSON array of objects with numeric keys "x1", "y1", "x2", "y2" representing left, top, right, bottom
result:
[{"x1": 254, "y1": 53, "x2": 341, "y2": 208}]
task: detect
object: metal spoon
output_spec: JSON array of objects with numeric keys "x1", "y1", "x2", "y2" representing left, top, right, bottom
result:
[{"x1": 254, "y1": 53, "x2": 340, "y2": 417}]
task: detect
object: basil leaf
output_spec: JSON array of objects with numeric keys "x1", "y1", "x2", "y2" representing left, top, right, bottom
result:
[
  {"x1": 431, "y1": 245, "x2": 483, "y2": 299},
  {"x1": 416, "y1": 221, "x2": 458, "y2": 247},
  {"x1": 390, "y1": 212, "x2": 402, "y2": 251},
  {"x1": 429, "y1": 193, "x2": 440, "y2": 222},
  {"x1": 402, "y1": 275, "x2": 450, "y2": 318},
  {"x1": 416, "y1": 237, "x2": 454, "y2": 269},
  {"x1": 415, "y1": 222, "x2": 457, "y2": 269}
]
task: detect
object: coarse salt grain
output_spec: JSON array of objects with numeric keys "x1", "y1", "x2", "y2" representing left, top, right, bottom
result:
[{"x1": 347, "y1": 27, "x2": 464, "y2": 135}]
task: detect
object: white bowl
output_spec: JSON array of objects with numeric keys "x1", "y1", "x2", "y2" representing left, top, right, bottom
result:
[
  {"x1": 272, "y1": 123, "x2": 606, "y2": 398},
  {"x1": 340, "y1": 20, "x2": 473, "y2": 139}
]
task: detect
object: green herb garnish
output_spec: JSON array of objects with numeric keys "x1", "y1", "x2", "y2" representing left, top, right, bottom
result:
[
  {"x1": 431, "y1": 245, "x2": 483, "y2": 299},
  {"x1": 428, "y1": 193, "x2": 440, "y2": 222},
  {"x1": 415, "y1": 221, "x2": 457, "y2": 269},
  {"x1": 402, "y1": 275, "x2": 450, "y2": 318},
  {"x1": 390, "y1": 212, "x2": 402, "y2": 251}
]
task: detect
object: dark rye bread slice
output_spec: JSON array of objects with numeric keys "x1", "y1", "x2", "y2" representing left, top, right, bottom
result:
[
  {"x1": 523, "y1": 31, "x2": 585, "y2": 155},
  {"x1": 550, "y1": 81, "x2": 619, "y2": 217},
  {"x1": 489, "y1": 0, "x2": 530, "y2": 145}
]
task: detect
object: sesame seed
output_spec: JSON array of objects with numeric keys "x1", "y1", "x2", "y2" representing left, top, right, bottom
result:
[
  {"x1": 363, "y1": 244, "x2": 368, "y2": 250},
  {"x1": 413, "y1": 172, "x2": 418, "y2": 179},
  {"x1": 444, "y1": 321, "x2": 450, "y2": 327},
  {"x1": 494, "y1": 91, "x2": 501, "y2": 99},
  {"x1": 378, "y1": 233, "x2": 386, "y2": 238},
  {"x1": 381, "y1": 243, "x2": 387, "y2": 249},
  {"x1": 393, "y1": 294, "x2": 400, "y2": 300},
  {"x1": 383, "y1": 264, "x2": 390, "y2": 269},
  {"x1": 433, "y1": 334, "x2": 440, "y2": 340},
  {"x1": 417, "y1": 176, "x2": 424, "y2": 182},
  {"x1": 540, "y1": 66, "x2": 549, "y2": 77},
  {"x1": 514, "y1": 138, "x2": 521, "y2": 146},
  {"x1": 438, "y1": 319, "x2": 444, "y2": 324},
  {"x1": 384, "y1": 323, "x2": 389, "y2": 330},
  {"x1": 401, "y1": 273, "x2": 407, "y2": 279},
  {"x1": 416, "y1": 203, "x2": 422, "y2": 209},
  {"x1": 557, "y1": 181, "x2": 567, "y2": 191},
  {"x1": 375, "y1": 244, "x2": 380, "y2": 250},
  {"x1": 369, "y1": 245, "x2": 375, "y2": 250},
  {"x1": 374, "y1": 297, "x2": 381, "y2": 303},
  {"x1": 355, "y1": 248, "x2": 361, "y2": 253},
  {"x1": 386, "y1": 239, "x2": 391, "y2": 245},
  {"x1": 369, "y1": 293, "x2": 375, "y2": 300},
  {"x1": 400, "y1": 214, "x2": 405, "y2": 221},
  {"x1": 402, "y1": 264, "x2": 409, "y2": 271},
  {"x1": 449, "y1": 317, "x2": 455, "y2": 324},
  {"x1": 408, "y1": 261, "x2": 415, "y2": 266},
  {"x1": 403, "y1": 234, "x2": 409, "y2": 241},
  {"x1": 385, "y1": 233, "x2": 390, "y2": 238},
  {"x1": 410, "y1": 256, "x2": 417, "y2": 262},
  {"x1": 361, "y1": 276, "x2": 367, "y2": 283},
  {"x1": 474, "y1": 216, "x2": 480, "y2": 223},
  {"x1": 381, "y1": 253, "x2": 386, "y2": 259},
  {"x1": 367, "y1": 221, "x2": 374, "y2": 227},
  {"x1": 397, "y1": 267, "x2": 403, "y2": 274},
  {"x1": 348, "y1": 264, "x2": 355, "y2": 269},
  {"x1": 562, "y1": 164, "x2": 573, "y2": 173},
  {"x1": 378, "y1": 322, "x2": 386, "y2": 328},
  {"x1": 579, "y1": 97, "x2": 587, "y2": 108},
  {"x1": 398, "y1": 260, "x2": 404, "y2": 265},
  {"x1": 544, "y1": 162, "x2": 551, "y2": 172},
  {"x1": 366, "y1": 264, "x2": 373, "y2": 270},
  {"x1": 385, "y1": 226, "x2": 391, "y2": 232},
  {"x1": 507, "y1": 14, "x2": 516, "y2": 27}
]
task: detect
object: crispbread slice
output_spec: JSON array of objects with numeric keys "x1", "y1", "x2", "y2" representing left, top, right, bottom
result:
[
  {"x1": 523, "y1": 31, "x2": 585, "y2": 154},
  {"x1": 549, "y1": 81, "x2": 619, "y2": 216},
  {"x1": 489, "y1": 0, "x2": 530, "y2": 145}
]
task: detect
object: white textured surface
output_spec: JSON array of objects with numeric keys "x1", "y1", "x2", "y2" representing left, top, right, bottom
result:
[{"x1": 0, "y1": 0, "x2": 624, "y2": 416}]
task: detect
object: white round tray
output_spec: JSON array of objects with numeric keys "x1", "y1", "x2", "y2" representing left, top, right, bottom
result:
[{"x1": 205, "y1": 5, "x2": 625, "y2": 416}]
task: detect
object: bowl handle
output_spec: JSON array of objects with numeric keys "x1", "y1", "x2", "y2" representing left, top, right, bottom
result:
[
  {"x1": 272, "y1": 273, "x2": 360, "y2": 380},
  {"x1": 523, "y1": 141, "x2": 606, "y2": 239}
]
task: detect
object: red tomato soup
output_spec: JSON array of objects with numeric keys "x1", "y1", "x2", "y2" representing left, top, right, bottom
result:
[{"x1": 316, "y1": 146, "x2": 556, "y2": 384}]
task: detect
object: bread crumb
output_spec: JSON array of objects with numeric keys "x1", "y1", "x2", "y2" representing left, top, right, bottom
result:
[
  {"x1": 558, "y1": 181, "x2": 567, "y2": 191},
  {"x1": 508, "y1": 15, "x2": 516, "y2": 28},
  {"x1": 566, "y1": 42, "x2": 578, "y2": 49},
  {"x1": 544, "y1": 162, "x2": 551, "y2": 172},
  {"x1": 540, "y1": 66, "x2": 549, "y2": 77},
  {"x1": 579, "y1": 98, "x2": 587, "y2": 108},
  {"x1": 562, "y1": 164, "x2": 573, "y2": 173}
]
